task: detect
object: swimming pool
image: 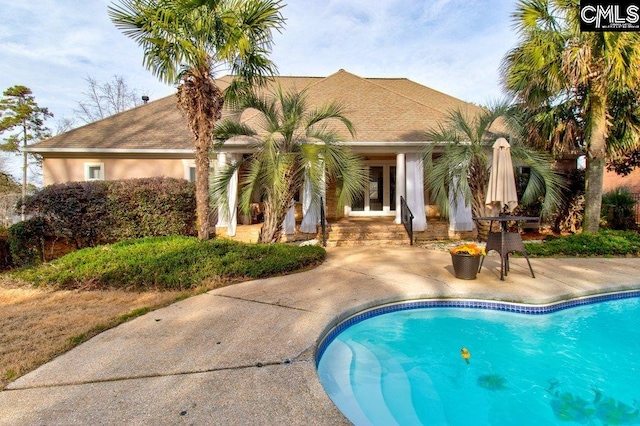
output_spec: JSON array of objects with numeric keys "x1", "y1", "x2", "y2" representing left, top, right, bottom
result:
[{"x1": 316, "y1": 291, "x2": 640, "y2": 425}]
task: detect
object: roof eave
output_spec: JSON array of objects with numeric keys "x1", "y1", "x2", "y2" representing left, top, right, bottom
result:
[
  {"x1": 22, "y1": 147, "x2": 194, "y2": 154},
  {"x1": 24, "y1": 140, "x2": 438, "y2": 156}
]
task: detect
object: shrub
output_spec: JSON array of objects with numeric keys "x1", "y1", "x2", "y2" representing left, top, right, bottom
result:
[
  {"x1": 21, "y1": 177, "x2": 197, "y2": 252},
  {"x1": 7, "y1": 217, "x2": 53, "y2": 266},
  {"x1": 0, "y1": 229, "x2": 12, "y2": 270},
  {"x1": 13, "y1": 236, "x2": 326, "y2": 291},
  {"x1": 21, "y1": 181, "x2": 110, "y2": 248},
  {"x1": 106, "y1": 178, "x2": 196, "y2": 240},
  {"x1": 601, "y1": 187, "x2": 637, "y2": 231},
  {"x1": 525, "y1": 230, "x2": 640, "y2": 257}
]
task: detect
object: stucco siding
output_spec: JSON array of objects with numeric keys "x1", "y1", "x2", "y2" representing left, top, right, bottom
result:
[
  {"x1": 603, "y1": 168, "x2": 640, "y2": 194},
  {"x1": 43, "y1": 158, "x2": 189, "y2": 186}
]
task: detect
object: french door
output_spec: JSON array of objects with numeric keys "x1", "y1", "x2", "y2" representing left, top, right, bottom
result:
[{"x1": 349, "y1": 162, "x2": 396, "y2": 216}]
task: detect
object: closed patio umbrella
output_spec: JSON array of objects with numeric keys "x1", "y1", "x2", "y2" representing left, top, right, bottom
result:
[{"x1": 485, "y1": 137, "x2": 518, "y2": 215}]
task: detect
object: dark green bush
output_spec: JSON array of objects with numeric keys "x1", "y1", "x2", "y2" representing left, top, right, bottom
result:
[
  {"x1": 20, "y1": 178, "x2": 196, "y2": 252},
  {"x1": 106, "y1": 178, "x2": 196, "y2": 240},
  {"x1": 21, "y1": 181, "x2": 110, "y2": 248},
  {"x1": 601, "y1": 187, "x2": 637, "y2": 231},
  {"x1": 7, "y1": 217, "x2": 53, "y2": 267},
  {"x1": 0, "y1": 230, "x2": 12, "y2": 270}
]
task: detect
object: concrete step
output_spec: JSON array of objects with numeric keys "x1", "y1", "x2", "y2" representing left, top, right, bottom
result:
[
  {"x1": 325, "y1": 222, "x2": 410, "y2": 246},
  {"x1": 327, "y1": 238, "x2": 411, "y2": 247},
  {"x1": 223, "y1": 218, "x2": 474, "y2": 246}
]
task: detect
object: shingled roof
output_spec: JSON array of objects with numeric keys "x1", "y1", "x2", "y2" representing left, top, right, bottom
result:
[{"x1": 29, "y1": 70, "x2": 481, "y2": 153}]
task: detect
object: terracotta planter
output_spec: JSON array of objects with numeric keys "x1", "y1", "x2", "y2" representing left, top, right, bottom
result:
[{"x1": 451, "y1": 253, "x2": 482, "y2": 280}]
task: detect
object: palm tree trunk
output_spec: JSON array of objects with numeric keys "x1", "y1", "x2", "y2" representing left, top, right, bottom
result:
[
  {"x1": 583, "y1": 94, "x2": 608, "y2": 233},
  {"x1": 259, "y1": 200, "x2": 283, "y2": 243},
  {"x1": 178, "y1": 74, "x2": 224, "y2": 240},
  {"x1": 469, "y1": 157, "x2": 490, "y2": 240},
  {"x1": 471, "y1": 197, "x2": 491, "y2": 241},
  {"x1": 194, "y1": 134, "x2": 211, "y2": 240},
  {"x1": 259, "y1": 180, "x2": 297, "y2": 243}
]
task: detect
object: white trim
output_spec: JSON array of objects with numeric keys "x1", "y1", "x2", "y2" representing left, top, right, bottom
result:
[
  {"x1": 24, "y1": 140, "x2": 433, "y2": 155},
  {"x1": 84, "y1": 162, "x2": 105, "y2": 181},
  {"x1": 23, "y1": 147, "x2": 194, "y2": 154},
  {"x1": 181, "y1": 159, "x2": 196, "y2": 182},
  {"x1": 395, "y1": 153, "x2": 406, "y2": 224}
]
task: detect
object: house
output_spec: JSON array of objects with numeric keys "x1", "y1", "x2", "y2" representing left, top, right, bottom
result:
[
  {"x1": 27, "y1": 70, "x2": 484, "y2": 241},
  {"x1": 603, "y1": 168, "x2": 640, "y2": 223}
]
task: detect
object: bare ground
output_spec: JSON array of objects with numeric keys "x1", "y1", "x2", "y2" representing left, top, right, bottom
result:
[{"x1": 0, "y1": 278, "x2": 202, "y2": 390}]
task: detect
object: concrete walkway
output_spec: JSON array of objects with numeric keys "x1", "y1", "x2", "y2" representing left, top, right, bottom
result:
[{"x1": 1, "y1": 246, "x2": 639, "y2": 425}]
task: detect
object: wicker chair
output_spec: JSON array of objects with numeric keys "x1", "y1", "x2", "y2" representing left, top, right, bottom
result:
[{"x1": 479, "y1": 231, "x2": 535, "y2": 280}]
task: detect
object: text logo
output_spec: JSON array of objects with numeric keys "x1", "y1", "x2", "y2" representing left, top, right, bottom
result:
[{"x1": 580, "y1": 1, "x2": 640, "y2": 31}]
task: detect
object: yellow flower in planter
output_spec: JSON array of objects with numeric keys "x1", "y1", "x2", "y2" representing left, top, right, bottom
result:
[{"x1": 450, "y1": 243, "x2": 486, "y2": 256}]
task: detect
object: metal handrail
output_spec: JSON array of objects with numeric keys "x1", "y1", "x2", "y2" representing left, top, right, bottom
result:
[
  {"x1": 320, "y1": 196, "x2": 327, "y2": 247},
  {"x1": 400, "y1": 195, "x2": 414, "y2": 245}
]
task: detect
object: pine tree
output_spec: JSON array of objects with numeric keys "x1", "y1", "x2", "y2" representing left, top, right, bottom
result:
[{"x1": 0, "y1": 85, "x2": 53, "y2": 219}]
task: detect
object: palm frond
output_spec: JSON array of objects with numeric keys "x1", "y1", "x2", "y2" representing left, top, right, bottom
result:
[{"x1": 212, "y1": 119, "x2": 257, "y2": 146}]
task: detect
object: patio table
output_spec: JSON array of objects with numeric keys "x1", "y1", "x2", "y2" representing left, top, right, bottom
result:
[{"x1": 474, "y1": 216, "x2": 537, "y2": 280}]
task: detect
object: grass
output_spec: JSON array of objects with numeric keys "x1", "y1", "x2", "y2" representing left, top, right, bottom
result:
[
  {"x1": 524, "y1": 230, "x2": 640, "y2": 257},
  {"x1": 0, "y1": 283, "x2": 187, "y2": 389},
  {"x1": 1, "y1": 237, "x2": 326, "y2": 389}
]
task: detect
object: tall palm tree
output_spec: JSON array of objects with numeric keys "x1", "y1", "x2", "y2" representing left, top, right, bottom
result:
[
  {"x1": 212, "y1": 86, "x2": 365, "y2": 243},
  {"x1": 423, "y1": 102, "x2": 563, "y2": 239},
  {"x1": 501, "y1": 0, "x2": 640, "y2": 233},
  {"x1": 109, "y1": 0, "x2": 285, "y2": 239}
]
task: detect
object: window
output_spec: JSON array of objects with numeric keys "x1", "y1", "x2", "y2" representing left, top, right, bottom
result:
[
  {"x1": 84, "y1": 162, "x2": 104, "y2": 181},
  {"x1": 182, "y1": 160, "x2": 197, "y2": 182}
]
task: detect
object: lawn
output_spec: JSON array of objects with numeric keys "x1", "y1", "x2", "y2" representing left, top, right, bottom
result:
[{"x1": 0, "y1": 236, "x2": 325, "y2": 389}]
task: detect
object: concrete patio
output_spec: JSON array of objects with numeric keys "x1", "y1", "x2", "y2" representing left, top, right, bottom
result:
[{"x1": 1, "y1": 246, "x2": 639, "y2": 425}]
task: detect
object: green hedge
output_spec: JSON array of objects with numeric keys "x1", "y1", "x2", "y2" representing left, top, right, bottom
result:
[
  {"x1": 19, "y1": 181, "x2": 110, "y2": 249},
  {"x1": 106, "y1": 178, "x2": 196, "y2": 240},
  {"x1": 8, "y1": 177, "x2": 197, "y2": 267}
]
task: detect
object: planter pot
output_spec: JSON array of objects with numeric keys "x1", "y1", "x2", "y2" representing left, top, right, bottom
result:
[{"x1": 451, "y1": 253, "x2": 482, "y2": 280}]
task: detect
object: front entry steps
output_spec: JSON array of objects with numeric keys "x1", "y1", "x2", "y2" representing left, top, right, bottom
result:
[
  {"x1": 324, "y1": 217, "x2": 409, "y2": 247},
  {"x1": 219, "y1": 218, "x2": 472, "y2": 246}
]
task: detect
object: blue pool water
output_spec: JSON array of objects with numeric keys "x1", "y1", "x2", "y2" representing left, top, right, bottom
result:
[{"x1": 316, "y1": 294, "x2": 640, "y2": 425}]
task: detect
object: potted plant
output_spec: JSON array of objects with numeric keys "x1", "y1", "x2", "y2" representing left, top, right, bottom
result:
[{"x1": 450, "y1": 243, "x2": 486, "y2": 280}]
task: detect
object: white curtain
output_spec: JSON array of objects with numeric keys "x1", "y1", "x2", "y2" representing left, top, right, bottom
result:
[
  {"x1": 300, "y1": 178, "x2": 319, "y2": 233},
  {"x1": 448, "y1": 185, "x2": 474, "y2": 232},
  {"x1": 216, "y1": 153, "x2": 240, "y2": 236},
  {"x1": 283, "y1": 203, "x2": 296, "y2": 235},
  {"x1": 405, "y1": 153, "x2": 427, "y2": 231}
]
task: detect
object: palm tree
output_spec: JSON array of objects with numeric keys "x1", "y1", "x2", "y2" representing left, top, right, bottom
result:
[
  {"x1": 109, "y1": 0, "x2": 285, "y2": 239},
  {"x1": 212, "y1": 86, "x2": 365, "y2": 243},
  {"x1": 423, "y1": 102, "x2": 563, "y2": 239},
  {"x1": 501, "y1": 0, "x2": 640, "y2": 233}
]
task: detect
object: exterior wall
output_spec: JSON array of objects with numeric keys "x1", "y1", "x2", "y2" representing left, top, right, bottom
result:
[
  {"x1": 325, "y1": 179, "x2": 341, "y2": 220},
  {"x1": 603, "y1": 168, "x2": 640, "y2": 193},
  {"x1": 42, "y1": 157, "x2": 190, "y2": 186}
]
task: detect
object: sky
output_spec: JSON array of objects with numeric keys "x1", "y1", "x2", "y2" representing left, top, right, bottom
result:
[{"x1": 0, "y1": 0, "x2": 520, "y2": 177}]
